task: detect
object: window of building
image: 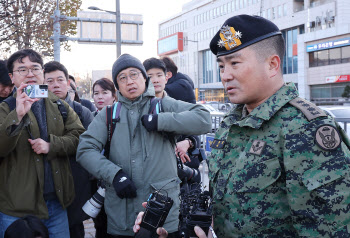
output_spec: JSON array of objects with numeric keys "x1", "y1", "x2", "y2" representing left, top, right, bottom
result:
[
  {"x1": 203, "y1": 50, "x2": 213, "y2": 84},
  {"x1": 278, "y1": 5, "x2": 282, "y2": 18},
  {"x1": 342, "y1": 46, "x2": 350, "y2": 63},
  {"x1": 272, "y1": 7, "x2": 276, "y2": 19},
  {"x1": 283, "y1": 3, "x2": 288, "y2": 16},
  {"x1": 240, "y1": 0, "x2": 243, "y2": 9},
  {"x1": 282, "y1": 27, "x2": 300, "y2": 74},
  {"x1": 329, "y1": 47, "x2": 341, "y2": 65},
  {"x1": 311, "y1": 83, "x2": 350, "y2": 101},
  {"x1": 228, "y1": 2, "x2": 232, "y2": 12},
  {"x1": 267, "y1": 8, "x2": 271, "y2": 19},
  {"x1": 248, "y1": 0, "x2": 252, "y2": 6},
  {"x1": 244, "y1": 0, "x2": 247, "y2": 8},
  {"x1": 236, "y1": 0, "x2": 239, "y2": 10},
  {"x1": 232, "y1": 1, "x2": 235, "y2": 11},
  {"x1": 317, "y1": 50, "x2": 329, "y2": 66},
  {"x1": 262, "y1": 10, "x2": 266, "y2": 18}
]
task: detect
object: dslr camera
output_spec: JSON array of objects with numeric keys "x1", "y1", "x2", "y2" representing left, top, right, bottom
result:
[
  {"x1": 82, "y1": 181, "x2": 106, "y2": 218},
  {"x1": 179, "y1": 182, "x2": 213, "y2": 238}
]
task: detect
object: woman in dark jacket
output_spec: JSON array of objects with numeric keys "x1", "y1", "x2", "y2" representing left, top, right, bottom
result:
[{"x1": 91, "y1": 78, "x2": 117, "y2": 238}]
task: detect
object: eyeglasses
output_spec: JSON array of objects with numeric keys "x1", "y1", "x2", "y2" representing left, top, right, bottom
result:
[
  {"x1": 14, "y1": 67, "x2": 42, "y2": 76},
  {"x1": 117, "y1": 70, "x2": 142, "y2": 84}
]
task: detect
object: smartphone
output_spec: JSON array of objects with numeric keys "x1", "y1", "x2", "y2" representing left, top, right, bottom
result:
[{"x1": 23, "y1": 85, "x2": 48, "y2": 98}]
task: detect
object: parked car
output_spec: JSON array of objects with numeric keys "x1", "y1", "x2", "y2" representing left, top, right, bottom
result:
[
  {"x1": 201, "y1": 104, "x2": 225, "y2": 132},
  {"x1": 319, "y1": 105, "x2": 350, "y2": 137},
  {"x1": 205, "y1": 101, "x2": 232, "y2": 112}
]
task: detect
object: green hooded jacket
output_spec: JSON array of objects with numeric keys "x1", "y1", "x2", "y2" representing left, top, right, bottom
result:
[
  {"x1": 77, "y1": 83, "x2": 212, "y2": 236},
  {"x1": 0, "y1": 92, "x2": 85, "y2": 219}
]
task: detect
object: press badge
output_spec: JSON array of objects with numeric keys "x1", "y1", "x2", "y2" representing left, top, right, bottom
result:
[{"x1": 210, "y1": 139, "x2": 226, "y2": 149}]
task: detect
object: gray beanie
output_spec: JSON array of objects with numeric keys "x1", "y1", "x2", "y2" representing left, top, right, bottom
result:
[{"x1": 112, "y1": 53, "x2": 148, "y2": 89}]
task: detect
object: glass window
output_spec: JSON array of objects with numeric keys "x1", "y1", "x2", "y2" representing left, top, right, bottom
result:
[
  {"x1": 203, "y1": 50, "x2": 213, "y2": 85},
  {"x1": 283, "y1": 4, "x2": 288, "y2": 16},
  {"x1": 236, "y1": 0, "x2": 239, "y2": 10},
  {"x1": 329, "y1": 48, "x2": 341, "y2": 65},
  {"x1": 244, "y1": 0, "x2": 247, "y2": 7},
  {"x1": 232, "y1": 1, "x2": 235, "y2": 11},
  {"x1": 248, "y1": 0, "x2": 252, "y2": 6},
  {"x1": 240, "y1": 0, "x2": 243, "y2": 9},
  {"x1": 317, "y1": 50, "x2": 329, "y2": 66},
  {"x1": 223, "y1": 4, "x2": 227, "y2": 14},
  {"x1": 278, "y1": 5, "x2": 282, "y2": 18},
  {"x1": 210, "y1": 9, "x2": 213, "y2": 19},
  {"x1": 201, "y1": 13, "x2": 204, "y2": 24},
  {"x1": 287, "y1": 30, "x2": 292, "y2": 73},
  {"x1": 309, "y1": 52, "x2": 317, "y2": 67},
  {"x1": 216, "y1": 7, "x2": 220, "y2": 16},
  {"x1": 342, "y1": 46, "x2": 350, "y2": 63},
  {"x1": 267, "y1": 8, "x2": 271, "y2": 19},
  {"x1": 272, "y1": 7, "x2": 275, "y2": 19},
  {"x1": 262, "y1": 10, "x2": 266, "y2": 19},
  {"x1": 228, "y1": 2, "x2": 232, "y2": 12}
]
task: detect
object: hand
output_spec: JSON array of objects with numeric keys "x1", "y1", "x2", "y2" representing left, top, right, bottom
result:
[
  {"x1": 113, "y1": 170, "x2": 137, "y2": 199},
  {"x1": 28, "y1": 138, "x2": 50, "y2": 154},
  {"x1": 176, "y1": 140, "x2": 191, "y2": 163},
  {"x1": 16, "y1": 83, "x2": 39, "y2": 123},
  {"x1": 141, "y1": 114, "x2": 158, "y2": 132},
  {"x1": 194, "y1": 226, "x2": 214, "y2": 238},
  {"x1": 133, "y1": 202, "x2": 168, "y2": 238}
]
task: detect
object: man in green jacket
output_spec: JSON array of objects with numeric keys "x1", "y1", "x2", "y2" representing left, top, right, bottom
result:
[
  {"x1": 0, "y1": 49, "x2": 85, "y2": 238},
  {"x1": 77, "y1": 54, "x2": 212, "y2": 237}
]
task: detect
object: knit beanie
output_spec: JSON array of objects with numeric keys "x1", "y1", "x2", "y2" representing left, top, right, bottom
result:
[{"x1": 112, "y1": 54, "x2": 148, "y2": 89}]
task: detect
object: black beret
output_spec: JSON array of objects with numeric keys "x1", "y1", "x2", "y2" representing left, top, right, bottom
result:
[{"x1": 210, "y1": 14, "x2": 281, "y2": 57}]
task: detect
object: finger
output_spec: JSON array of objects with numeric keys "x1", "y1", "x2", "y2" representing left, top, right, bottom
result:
[
  {"x1": 156, "y1": 227, "x2": 168, "y2": 238},
  {"x1": 142, "y1": 202, "x2": 147, "y2": 208},
  {"x1": 181, "y1": 155, "x2": 187, "y2": 163},
  {"x1": 133, "y1": 224, "x2": 140, "y2": 233},
  {"x1": 135, "y1": 212, "x2": 144, "y2": 225},
  {"x1": 184, "y1": 154, "x2": 191, "y2": 162},
  {"x1": 17, "y1": 83, "x2": 28, "y2": 92},
  {"x1": 194, "y1": 226, "x2": 207, "y2": 238}
]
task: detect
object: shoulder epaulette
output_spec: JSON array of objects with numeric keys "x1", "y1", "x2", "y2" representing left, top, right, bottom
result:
[{"x1": 289, "y1": 97, "x2": 327, "y2": 121}]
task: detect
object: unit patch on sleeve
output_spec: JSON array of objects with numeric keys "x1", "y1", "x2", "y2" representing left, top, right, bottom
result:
[
  {"x1": 315, "y1": 125, "x2": 341, "y2": 151},
  {"x1": 210, "y1": 139, "x2": 226, "y2": 149},
  {"x1": 249, "y1": 140, "x2": 266, "y2": 155}
]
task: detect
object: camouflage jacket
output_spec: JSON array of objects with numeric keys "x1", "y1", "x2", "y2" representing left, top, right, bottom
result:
[{"x1": 208, "y1": 83, "x2": 350, "y2": 237}]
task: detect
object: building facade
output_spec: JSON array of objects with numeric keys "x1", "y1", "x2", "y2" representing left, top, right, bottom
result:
[{"x1": 158, "y1": 0, "x2": 350, "y2": 104}]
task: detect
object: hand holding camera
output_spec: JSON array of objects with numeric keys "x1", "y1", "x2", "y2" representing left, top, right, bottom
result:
[
  {"x1": 15, "y1": 83, "x2": 40, "y2": 123},
  {"x1": 113, "y1": 170, "x2": 137, "y2": 199}
]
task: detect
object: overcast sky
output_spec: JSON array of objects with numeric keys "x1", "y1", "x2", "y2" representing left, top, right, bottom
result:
[{"x1": 61, "y1": 0, "x2": 191, "y2": 76}]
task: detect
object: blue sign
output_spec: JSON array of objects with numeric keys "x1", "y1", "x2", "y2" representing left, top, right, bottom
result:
[
  {"x1": 206, "y1": 135, "x2": 215, "y2": 152},
  {"x1": 158, "y1": 34, "x2": 178, "y2": 55},
  {"x1": 306, "y1": 37, "x2": 350, "y2": 52}
]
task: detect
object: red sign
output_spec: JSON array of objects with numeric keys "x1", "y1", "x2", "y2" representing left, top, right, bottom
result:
[{"x1": 325, "y1": 75, "x2": 350, "y2": 83}]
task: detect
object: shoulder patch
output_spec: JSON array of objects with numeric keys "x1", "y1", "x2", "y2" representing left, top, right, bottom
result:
[
  {"x1": 315, "y1": 125, "x2": 341, "y2": 151},
  {"x1": 289, "y1": 97, "x2": 327, "y2": 121}
]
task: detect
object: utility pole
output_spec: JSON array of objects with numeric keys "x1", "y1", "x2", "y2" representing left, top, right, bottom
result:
[
  {"x1": 116, "y1": 0, "x2": 122, "y2": 58},
  {"x1": 53, "y1": 0, "x2": 60, "y2": 61}
]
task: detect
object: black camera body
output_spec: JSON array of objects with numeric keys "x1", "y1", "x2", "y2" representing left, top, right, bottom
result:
[
  {"x1": 179, "y1": 182, "x2": 213, "y2": 238},
  {"x1": 140, "y1": 191, "x2": 174, "y2": 234}
]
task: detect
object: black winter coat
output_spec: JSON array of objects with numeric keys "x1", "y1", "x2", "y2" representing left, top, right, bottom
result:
[{"x1": 165, "y1": 72, "x2": 196, "y2": 104}]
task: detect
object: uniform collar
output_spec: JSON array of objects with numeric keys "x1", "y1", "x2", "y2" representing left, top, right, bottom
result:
[{"x1": 226, "y1": 82, "x2": 299, "y2": 129}]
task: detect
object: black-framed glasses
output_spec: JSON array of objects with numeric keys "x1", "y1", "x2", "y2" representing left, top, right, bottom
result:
[
  {"x1": 117, "y1": 70, "x2": 142, "y2": 84},
  {"x1": 14, "y1": 67, "x2": 42, "y2": 76}
]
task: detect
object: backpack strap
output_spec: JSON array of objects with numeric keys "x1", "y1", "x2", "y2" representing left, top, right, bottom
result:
[
  {"x1": 72, "y1": 101, "x2": 83, "y2": 123},
  {"x1": 105, "y1": 102, "x2": 122, "y2": 158},
  {"x1": 3, "y1": 96, "x2": 16, "y2": 111},
  {"x1": 148, "y1": 97, "x2": 162, "y2": 114},
  {"x1": 56, "y1": 99, "x2": 68, "y2": 124}
]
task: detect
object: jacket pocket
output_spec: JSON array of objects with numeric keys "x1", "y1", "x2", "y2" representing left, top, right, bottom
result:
[
  {"x1": 301, "y1": 158, "x2": 350, "y2": 232},
  {"x1": 105, "y1": 186, "x2": 128, "y2": 231},
  {"x1": 150, "y1": 177, "x2": 180, "y2": 228}
]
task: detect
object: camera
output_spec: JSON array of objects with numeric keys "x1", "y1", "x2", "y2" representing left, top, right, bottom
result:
[
  {"x1": 23, "y1": 85, "x2": 48, "y2": 98},
  {"x1": 82, "y1": 185, "x2": 105, "y2": 218},
  {"x1": 179, "y1": 181, "x2": 213, "y2": 238}
]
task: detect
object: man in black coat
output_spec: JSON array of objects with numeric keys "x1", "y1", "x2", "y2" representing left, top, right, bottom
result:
[{"x1": 161, "y1": 56, "x2": 196, "y2": 104}]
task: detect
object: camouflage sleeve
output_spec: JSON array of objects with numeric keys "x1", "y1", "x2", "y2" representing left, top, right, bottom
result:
[{"x1": 283, "y1": 116, "x2": 350, "y2": 237}]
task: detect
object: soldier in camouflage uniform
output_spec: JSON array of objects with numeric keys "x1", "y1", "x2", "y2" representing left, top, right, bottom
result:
[{"x1": 207, "y1": 15, "x2": 350, "y2": 237}]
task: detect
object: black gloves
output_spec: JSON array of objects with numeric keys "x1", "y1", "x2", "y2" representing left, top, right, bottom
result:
[
  {"x1": 113, "y1": 170, "x2": 137, "y2": 199},
  {"x1": 141, "y1": 114, "x2": 158, "y2": 132}
]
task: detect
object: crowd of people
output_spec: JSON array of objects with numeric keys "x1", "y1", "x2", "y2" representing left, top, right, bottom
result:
[{"x1": 1, "y1": 14, "x2": 350, "y2": 238}]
